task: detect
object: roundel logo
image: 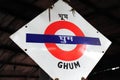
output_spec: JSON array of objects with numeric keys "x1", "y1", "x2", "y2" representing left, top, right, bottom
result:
[
  {"x1": 26, "y1": 21, "x2": 101, "y2": 61},
  {"x1": 44, "y1": 21, "x2": 86, "y2": 61}
]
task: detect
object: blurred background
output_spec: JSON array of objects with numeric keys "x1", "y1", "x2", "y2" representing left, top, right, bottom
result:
[{"x1": 0, "y1": 0, "x2": 120, "y2": 80}]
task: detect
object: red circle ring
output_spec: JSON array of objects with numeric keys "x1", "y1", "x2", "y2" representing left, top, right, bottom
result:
[{"x1": 45, "y1": 21, "x2": 86, "y2": 61}]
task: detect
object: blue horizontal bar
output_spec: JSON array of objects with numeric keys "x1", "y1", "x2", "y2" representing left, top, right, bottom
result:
[{"x1": 26, "y1": 34, "x2": 101, "y2": 45}]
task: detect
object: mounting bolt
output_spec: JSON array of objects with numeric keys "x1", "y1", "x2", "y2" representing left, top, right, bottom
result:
[
  {"x1": 25, "y1": 26, "x2": 28, "y2": 28},
  {"x1": 102, "y1": 51, "x2": 105, "y2": 53},
  {"x1": 25, "y1": 49, "x2": 27, "y2": 51}
]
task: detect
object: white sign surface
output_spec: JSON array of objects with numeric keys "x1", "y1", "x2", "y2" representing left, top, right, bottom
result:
[{"x1": 10, "y1": 0, "x2": 111, "y2": 80}]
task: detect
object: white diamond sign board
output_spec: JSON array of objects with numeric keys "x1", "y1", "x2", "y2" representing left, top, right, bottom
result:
[{"x1": 10, "y1": 0, "x2": 111, "y2": 80}]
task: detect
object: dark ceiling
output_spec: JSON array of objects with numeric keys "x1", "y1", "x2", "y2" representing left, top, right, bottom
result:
[{"x1": 0, "y1": 0, "x2": 120, "y2": 80}]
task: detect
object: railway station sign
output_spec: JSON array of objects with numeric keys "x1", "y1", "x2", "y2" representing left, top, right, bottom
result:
[{"x1": 10, "y1": 0, "x2": 111, "y2": 80}]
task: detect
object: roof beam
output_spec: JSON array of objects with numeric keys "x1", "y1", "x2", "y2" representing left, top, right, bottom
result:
[
  {"x1": 0, "y1": 74, "x2": 39, "y2": 78},
  {"x1": 78, "y1": 0, "x2": 120, "y2": 23},
  {"x1": 0, "y1": 0, "x2": 44, "y2": 21},
  {"x1": 0, "y1": 61, "x2": 39, "y2": 68}
]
